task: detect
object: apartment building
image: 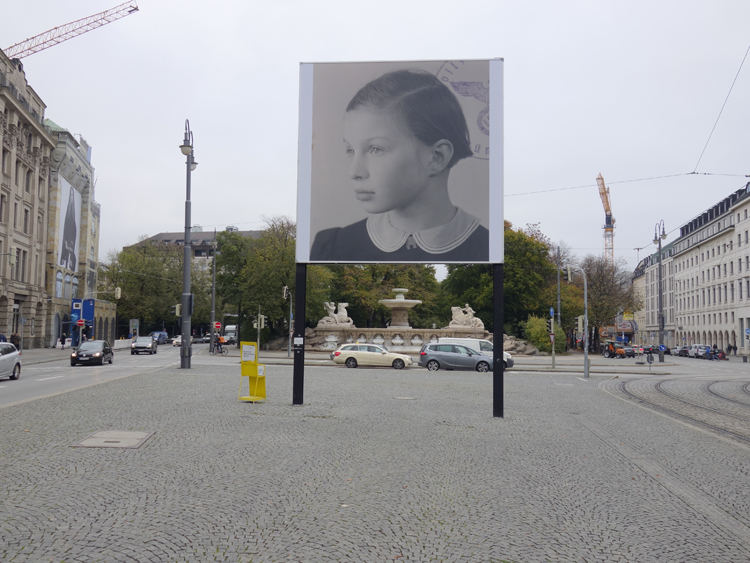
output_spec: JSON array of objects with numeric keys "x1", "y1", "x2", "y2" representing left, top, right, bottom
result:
[{"x1": 635, "y1": 183, "x2": 750, "y2": 353}]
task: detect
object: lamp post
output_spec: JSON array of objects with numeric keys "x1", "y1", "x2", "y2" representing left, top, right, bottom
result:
[
  {"x1": 179, "y1": 120, "x2": 197, "y2": 369},
  {"x1": 654, "y1": 220, "x2": 667, "y2": 363},
  {"x1": 209, "y1": 231, "x2": 217, "y2": 354}
]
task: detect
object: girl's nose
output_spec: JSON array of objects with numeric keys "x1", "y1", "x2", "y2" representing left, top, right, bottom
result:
[{"x1": 349, "y1": 154, "x2": 368, "y2": 180}]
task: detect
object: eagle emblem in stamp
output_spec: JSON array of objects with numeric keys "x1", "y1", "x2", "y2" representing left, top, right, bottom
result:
[{"x1": 436, "y1": 61, "x2": 490, "y2": 160}]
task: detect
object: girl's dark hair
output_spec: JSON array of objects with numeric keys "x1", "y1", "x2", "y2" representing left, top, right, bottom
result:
[{"x1": 346, "y1": 69, "x2": 473, "y2": 168}]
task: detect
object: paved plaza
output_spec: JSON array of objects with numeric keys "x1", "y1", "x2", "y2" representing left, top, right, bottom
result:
[{"x1": 2, "y1": 356, "x2": 750, "y2": 562}]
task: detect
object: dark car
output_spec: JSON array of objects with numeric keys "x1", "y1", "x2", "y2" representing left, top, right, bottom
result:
[
  {"x1": 714, "y1": 349, "x2": 727, "y2": 360},
  {"x1": 418, "y1": 343, "x2": 492, "y2": 372},
  {"x1": 622, "y1": 346, "x2": 635, "y2": 358},
  {"x1": 0, "y1": 342, "x2": 21, "y2": 380},
  {"x1": 148, "y1": 331, "x2": 169, "y2": 344},
  {"x1": 131, "y1": 336, "x2": 157, "y2": 355},
  {"x1": 71, "y1": 340, "x2": 113, "y2": 366}
]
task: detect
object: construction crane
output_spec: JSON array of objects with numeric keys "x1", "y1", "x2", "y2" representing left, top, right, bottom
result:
[
  {"x1": 3, "y1": 2, "x2": 139, "y2": 60},
  {"x1": 596, "y1": 173, "x2": 615, "y2": 266}
]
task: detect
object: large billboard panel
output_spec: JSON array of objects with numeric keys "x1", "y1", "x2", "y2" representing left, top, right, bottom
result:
[
  {"x1": 296, "y1": 59, "x2": 503, "y2": 264},
  {"x1": 57, "y1": 176, "x2": 82, "y2": 272}
]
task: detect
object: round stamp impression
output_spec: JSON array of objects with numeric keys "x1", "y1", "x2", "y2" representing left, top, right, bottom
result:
[{"x1": 436, "y1": 61, "x2": 490, "y2": 160}]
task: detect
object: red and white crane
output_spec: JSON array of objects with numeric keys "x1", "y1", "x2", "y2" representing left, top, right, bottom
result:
[{"x1": 3, "y1": 2, "x2": 139, "y2": 59}]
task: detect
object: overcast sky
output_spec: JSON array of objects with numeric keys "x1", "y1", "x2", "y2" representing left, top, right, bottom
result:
[{"x1": 3, "y1": 1, "x2": 749, "y2": 276}]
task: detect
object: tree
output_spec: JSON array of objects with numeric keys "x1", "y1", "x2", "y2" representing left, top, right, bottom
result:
[
  {"x1": 579, "y1": 254, "x2": 642, "y2": 351},
  {"x1": 441, "y1": 221, "x2": 557, "y2": 334}
]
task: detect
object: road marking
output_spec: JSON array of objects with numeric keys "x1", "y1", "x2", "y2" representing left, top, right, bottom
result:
[{"x1": 37, "y1": 376, "x2": 64, "y2": 381}]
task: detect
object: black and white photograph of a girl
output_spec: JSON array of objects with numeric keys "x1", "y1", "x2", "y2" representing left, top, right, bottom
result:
[
  {"x1": 308, "y1": 60, "x2": 490, "y2": 263},
  {"x1": 58, "y1": 178, "x2": 80, "y2": 271}
]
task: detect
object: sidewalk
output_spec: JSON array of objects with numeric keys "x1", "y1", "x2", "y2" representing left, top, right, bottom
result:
[{"x1": 2, "y1": 356, "x2": 749, "y2": 561}]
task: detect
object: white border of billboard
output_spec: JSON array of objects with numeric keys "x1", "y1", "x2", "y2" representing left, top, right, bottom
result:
[{"x1": 296, "y1": 58, "x2": 503, "y2": 264}]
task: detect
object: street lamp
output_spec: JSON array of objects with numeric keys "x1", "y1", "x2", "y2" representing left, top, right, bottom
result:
[
  {"x1": 179, "y1": 120, "x2": 197, "y2": 368},
  {"x1": 210, "y1": 231, "x2": 217, "y2": 354},
  {"x1": 653, "y1": 220, "x2": 667, "y2": 363}
]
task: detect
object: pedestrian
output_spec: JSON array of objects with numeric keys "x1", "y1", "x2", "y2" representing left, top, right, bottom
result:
[
  {"x1": 10, "y1": 332, "x2": 19, "y2": 349},
  {"x1": 0, "y1": 331, "x2": 6, "y2": 342},
  {"x1": 60, "y1": 332, "x2": 66, "y2": 350},
  {"x1": 706, "y1": 347, "x2": 712, "y2": 361}
]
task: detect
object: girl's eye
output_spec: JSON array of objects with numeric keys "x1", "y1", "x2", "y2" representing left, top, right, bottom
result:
[
  {"x1": 345, "y1": 147, "x2": 354, "y2": 156},
  {"x1": 369, "y1": 146, "x2": 383, "y2": 155}
]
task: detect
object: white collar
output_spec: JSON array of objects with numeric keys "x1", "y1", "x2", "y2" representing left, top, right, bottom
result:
[{"x1": 366, "y1": 208, "x2": 481, "y2": 254}]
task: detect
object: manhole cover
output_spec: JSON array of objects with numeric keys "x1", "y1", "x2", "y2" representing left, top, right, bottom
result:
[
  {"x1": 394, "y1": 397, "x2": 417, "y2": 400},
  {"x1": 71, "y1": 430, "x2": 155, "y2": 449}
]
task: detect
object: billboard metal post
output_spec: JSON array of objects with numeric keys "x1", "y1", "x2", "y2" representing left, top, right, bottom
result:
[
  {"x1": 493, "y1": 263, "x2": 504, "y2": 418},
  {"x1": 292, "y1": 263, "x2": 307, "y2": 405}
]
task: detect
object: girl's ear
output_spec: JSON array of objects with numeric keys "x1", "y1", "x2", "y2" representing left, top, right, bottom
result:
[{"x1": 426, "y1": 139, "x2": 454, "y2": 176}]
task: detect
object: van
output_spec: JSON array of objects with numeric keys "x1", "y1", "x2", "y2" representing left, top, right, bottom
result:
[
  {"x1": 437, "y1": 337, "x2": 513, "y2": 369},
  {"x1": 223, "y1": 325, "x2": 238, "y2": 345}
]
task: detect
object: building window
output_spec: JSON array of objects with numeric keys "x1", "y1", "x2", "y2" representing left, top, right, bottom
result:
[
  {"x1": 55, "y1": 271, "x2": 63, "y2": 298},
  {"x1": 72, "y1": 277, "x2": 79, "y2": 298},
  {"x1": 23, "y1": 208, "x2": 29, "y2": 234},
  {"x1": 1, "y1": 149, "x2": 9, "y2": 174},
  {"x1": 38, "y1": 176, "x2": 43, "y2": 199},
  {"x1": 0, "y1": 194, "x2": 5, "y2": 223},
  {"x1": 64, "y1": 274, "x2": 71, "y2": 299},
  {"x1": 13, "y1": 203, "x2": 17, "y2": 228},
  {"x1": 25, "y1": 170, "x2": 32, "y2": 193},
  {"x1": 14, "y1": 161, "x2": 21, "y2": 185},
  {"x1": 37, "y1": 216, "x2": 42, "y2": 241}
]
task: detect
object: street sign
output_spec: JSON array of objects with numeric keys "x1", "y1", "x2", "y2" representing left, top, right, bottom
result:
[
  {"x1": 76, "y1": 319, "x2": 84, "y2": 327},
  {"x1": 549, "y1": 307, "x2": 554, "y2": 317},
  {"x1": 659, "y1": 344, "x2": 666, "y2": 352},
  {"x1": 214, "y1": 322, "x2": 221, "y2": 330},
  {"x1": 745, "y1": 328, "x2": 750, "y2": 335}
]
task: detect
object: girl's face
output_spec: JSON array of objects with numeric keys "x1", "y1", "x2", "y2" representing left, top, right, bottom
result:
[{"x1": 343, "y1": 107, "x2": 433, "y2": 215}]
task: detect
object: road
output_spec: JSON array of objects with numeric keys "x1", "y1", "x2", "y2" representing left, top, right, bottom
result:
[{"x1": 0, "y1": 343, "x2": 212, "y2": 408}]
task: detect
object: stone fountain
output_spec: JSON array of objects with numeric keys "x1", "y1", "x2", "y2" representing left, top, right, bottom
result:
[
  {"x1": 310, "y1": 288, "x2": 489, "y2": 352},
  {"x1": 378, "y1": 288, "x2": 421, "y2": 328}
]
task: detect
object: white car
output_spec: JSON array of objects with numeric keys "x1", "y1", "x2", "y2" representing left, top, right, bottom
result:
[
  {"x1": 0, "y1": 343, "x2": 21, "y2": 380},
  {"x1": 331, "y1": 343, "x2": 412, "y2": 369},
  {"x1": 172, "y1": 335, "x2": 184, "y2": 347}
]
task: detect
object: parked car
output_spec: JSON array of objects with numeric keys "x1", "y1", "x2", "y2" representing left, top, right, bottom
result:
[
  {"x1": 437, "y1": 337, "x2": 514, "y2": 369},
  {"x1": 331, "y1": 343, "x2": 412, "y2": 369},
  {"x1": 131, "y1": 336, "x2": 157, "y2": 355},
  {"x1": 714, "y1": 349, "x2": 727, "y2": 360},
  {"x1": 148, "y1": 331, "x2": 169, "y2": 344},
  {"x1": 622, "y1": 346, "x2": 635, "y2": 358},
  {"x1": 71, "y1": 340, "x2": 113, "y2": 366},
  {"x1": 418, "y1": 343, "x2": 493, "y2": 372},
  {"x1": 602, "y1": 341, "x2": 626, "y2": 359},
  {"x1": 0, "y1": 342, "x2": 21, "y2": 380},
  {"x1": 671, "y1": 345, "x2": 689, "y2": 356},
  {"x1": 688, "y1": 344, "x2": 710, "y2": 358}
]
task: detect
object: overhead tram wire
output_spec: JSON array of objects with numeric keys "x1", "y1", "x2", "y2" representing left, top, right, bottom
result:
[
  {"x1": 505, "y1": 172, "x2": 747, "y2": 197},
  {"x1": 693, "y1": 40, "x2": 750, "y2": 172}
]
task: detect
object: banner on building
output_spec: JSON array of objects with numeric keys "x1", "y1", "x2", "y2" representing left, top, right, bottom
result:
[
  {"x1": 57, "y1": 176, "x2": 82, "y2": 272},
  {"x1": 296, "y1": 58, "x2": 503, "y2": 264}
]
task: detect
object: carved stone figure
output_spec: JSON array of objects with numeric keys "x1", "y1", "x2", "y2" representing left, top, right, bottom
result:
[
  {"x1": 317, "y1": 302, "x2": 355, "y2": 327},
  {"x1": 449, "y1": 303, "x2": 484, "y2": 328}
]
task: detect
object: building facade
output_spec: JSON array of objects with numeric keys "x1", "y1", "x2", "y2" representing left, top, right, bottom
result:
[
  {"x1": 0, "y1": 54, "x2": 56, "y2": 348},
  {"x1": 634, "y1": 183, "x2": 750, "y2": 354},
  {"x1": 44, "y1": 119, "x2": 115, "y2": 347}
]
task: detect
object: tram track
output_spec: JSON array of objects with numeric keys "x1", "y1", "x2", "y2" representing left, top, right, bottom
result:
[
  {"x1": 705, "y1": 380, "x2": 750, "y2": 409},
  {"x1": 610, "y1": 378, "x2": 750, "y2": 445}
]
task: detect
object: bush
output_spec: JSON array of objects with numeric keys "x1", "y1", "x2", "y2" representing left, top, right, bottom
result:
[{"x1": 522, "y1": 315, "x2": 565, "y2": 354}]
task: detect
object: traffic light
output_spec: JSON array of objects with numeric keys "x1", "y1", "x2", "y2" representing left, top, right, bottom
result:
[
  {"x1": 548, "y1": 317, "x2": 554, "y2": 333},
  {"x1": 172, "y1": 304, "x2": 181, "y2": 316},
  {"x1": 566, "y1": 266, "x2": 573, "y2": 282},
  {"x1": 260, "y1": 315, "x2": 266, "y2": 329},
  {"x1": 577, "y1": 316, "x2": 584, "y2": 332},
  {"x1": 114, "y1": 287, "x2": 121, "y2": 299},
  {"x1": 8, "y1": 247, "x2": 16, "y2": 266},
  {"x1": 282, "y1": 286, "x2": 288, "y2": 299}
]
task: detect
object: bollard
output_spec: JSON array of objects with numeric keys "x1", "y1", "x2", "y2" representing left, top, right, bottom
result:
[{"x1": 744, "y1": 355, "x2": 747, "y2": 363}]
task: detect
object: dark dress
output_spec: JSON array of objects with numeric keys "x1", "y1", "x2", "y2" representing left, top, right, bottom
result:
[{"x1": 311, "y1": 216, "x2": 489, "y2": 262}]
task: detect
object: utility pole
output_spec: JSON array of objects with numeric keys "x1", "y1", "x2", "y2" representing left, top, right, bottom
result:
[
  {"x1": 210, "y1": 230, "x2": 217, "y2": 354},
  {"x1": 257, "y1": 304, "x2": 261, "y2": 349},
  {"x1": 556, "y1": 246, "x2": 562, "y2": 328}
]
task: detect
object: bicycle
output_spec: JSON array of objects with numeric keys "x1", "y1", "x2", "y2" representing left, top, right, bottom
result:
[{"x1": 209, "y1": 346, "x2": 228, "y2": 356}]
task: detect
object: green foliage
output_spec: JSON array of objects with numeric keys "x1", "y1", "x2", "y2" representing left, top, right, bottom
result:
[
  {"x1": 441, "y1": 221, "x2": 557, "y2": 334},
  {"x1": 522, "y1": 315, "x2": 565, "y2": 353},
  {"x1": 324, "y1": 264, "x2": 444, "y2": 329}
]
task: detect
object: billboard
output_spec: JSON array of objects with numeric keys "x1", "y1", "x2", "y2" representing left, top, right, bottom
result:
[
  {"x1": 57, "y1": 176, "x2": 82, "y2": 272},
  {"x1": 296, "y1": 59, "x2": 503, "y2": 264}
]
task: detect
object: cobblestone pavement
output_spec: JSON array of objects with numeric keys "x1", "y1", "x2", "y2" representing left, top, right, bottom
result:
[{"x1": 2, "y1": 365, "x2": 750, "y2": 562}]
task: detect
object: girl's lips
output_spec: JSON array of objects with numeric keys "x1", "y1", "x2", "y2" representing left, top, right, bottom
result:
[{"x1": 355, "y1": 191, "x2": 374, "y2": 201}]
